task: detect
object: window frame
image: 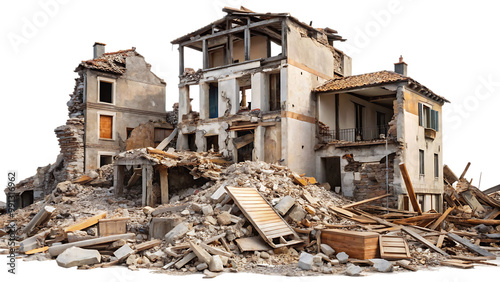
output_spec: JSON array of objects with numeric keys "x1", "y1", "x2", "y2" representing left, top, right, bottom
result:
[
  {"x1": 418, "y1": 102, "x2": 439, "y2": 131},
  {"x1": 97, "y1": 111, "x2": 116, "y2": 140},
  {"x1": 97, "y1": 151, "x2": 115, "y2": 167},
  {"x1": 434, "y1": 153, "x2": 439, "y2": 178},
  {"x1": 97, "y1": 76, "x2": 116, "y2": 105},
  {"x1": 419, "y1": 149, "x2": 425, "y2": 176}
]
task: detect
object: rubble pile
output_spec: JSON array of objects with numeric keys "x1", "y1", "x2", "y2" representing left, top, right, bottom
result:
[{"x1": 1, "y1": 154, "x2": 499, "y2": 277}]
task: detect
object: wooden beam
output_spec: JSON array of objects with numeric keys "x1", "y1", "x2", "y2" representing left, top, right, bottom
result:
[
  {"x1": 159, "y1": 166, "x2": 169, "y2": 205},
  {"x1": 200, "y1": 242, "x2": 233, "y2": 257},
  {"x1": 402, "y1": 226, "x2": 449, "y2": 257},
  {"x1": 22, "y1": 205, "x2": 56, "y2": 236},
  {"x1": 134, "y1": 239, "x2": 162, "y2": 252},
  {"x1": 146, "y1": 147, "x2": 180, "y2": 159},
  {"x1": 483, "y1": 184, "x2": 500, "y2": 195},
  {"x1": 48, "y1": 233, "x2": 135, "y2": 257},
  {"x1": 114, "y1": 165, "x2": 124, "y2": 196},
  {"x1": 446, "y1": 232, "x2": 495, "y2": 257},
  {"x1": 281, "y1": 19, "x2": 287, "y2": 57},
  {"x1": 202, "y1": 39, "x2": 209, "y2": 69},
  {"x1": 399, "y1": 163, "x2": 422, "y2": 215},
  {"x1": 145, "y1": 164, "x2": 154, "y2": 207},
  {"x1": 180, "y1": 17, "x2": 282, "y2": 47},
  {"x1": 25, "y1": 246, "x2": 49, "y2": 255},
  {"x1": 142, "y1": 165, "x2": 147, "y2": 206},
  {"x1": 459, "y1": 162, "x2": 471, "y2": 180},
  {"x1": 429, "y1": 207, "x2": 454, "y2": 230},
  {"x1": 341, "y1": 194, "x2": 391, "y2": 209},
  {"x1": 179, "y1": 46, "x2": 184, "y2": 76},
  {"x1": 244, "y1": 26, "x2": 250, "y2": 61},
  {"x1": 447, "y1": 217, "x2": 500, "y2": 225},
  {"x1": 63, "y1": 212, "x2": 107, "y2": 233}
]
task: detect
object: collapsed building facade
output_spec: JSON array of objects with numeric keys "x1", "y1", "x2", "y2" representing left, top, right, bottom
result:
[{"x1": 171, "y1": 7, "x2": 448, "y2": 212}]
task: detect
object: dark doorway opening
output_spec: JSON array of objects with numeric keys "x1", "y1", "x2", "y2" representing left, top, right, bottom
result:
[{"x1": 323, "y1": 157, "x2": 341, "y2": 193}]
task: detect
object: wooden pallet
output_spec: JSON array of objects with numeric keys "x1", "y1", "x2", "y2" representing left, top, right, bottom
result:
[
  {"x1": 225, "y1": 186, "x2": 302, "y2": 248},
  {"x1": 379, "y1": 234, "x2": 411, "y2": 260}
]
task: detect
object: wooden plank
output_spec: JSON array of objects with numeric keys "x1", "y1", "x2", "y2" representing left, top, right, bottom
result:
[
  {"x1": 233, "y1": 133, "x2": 254, "y2": 149},
  {"x1": 483, "y1": 184, "x2": 500, "y2": 195},
  {"x1": 399, "y1": 163, "x2": 422, "y2": 215},
  {"x1": 98, "y1": 217, "x2": 129, "y2": 237},
  {"x1": 436, "y1": 231, "x2": 446, "y2": 249},
  {"x1": 447, "y1": 217, "x2": 500, "y2": 225},
  {"x1": 24, "y1": 246, "x2": 49, "y2": 255},
  {"x1": 200, "y1": 242, "x2": 233, "y2": 257},
  {"x1": 235, "y1": 236, "x2": 271, "y2": 252},
  {"x1": 441, "y1": 260, "x2": 474, "y2": 269},
  {"x1": 395, "y1": 260, "x2": 418, "y2": 271},
  {"x1": 401, "y1": 226, "x2": 448, "y2": 256},
  {"x1": 446, "y1": 232, "x2": 495, "y2": 257},
  {"x1": 156, "y1": 128, "x2": 178, "y2": 150},
  {"x1": 146, "y1": 147, "x2": 180, "y2": 159},
  {"x1": 189, "y1": 241, "x2": 212, "y2": 264},
  {"x1": 159, "y1": 166, "x2": 169, "y2": 205},
  {"x1": 459, "y1": 162, "x2": 471, "y2": 180},
  {"x1": 329, "y1": 206, "x2": 355, "y2": 217},
  {"x1": 461, "y1": 190, "x2": 486, "y2": 215},
  {"x1": 48, "y1": 233, "x2": 135, "y2": 256},
  {"x1": 22, "y1": 205, "x2": 56, "y2": 236},
  {"x1": 393, "y1": 213, "x2": 441, "y2": 225},
  {"x1": 379, "y1": 235, "x2": 411, "y2": 260},
  {"x1": 428, "y1": 207, "x2": 454, "y2": 230},
  {"x1": 174, "y1": 252, "x2": 196, "y2": 269},
  {"x1": 443, "y1": 165, "x2": 459, "y2": 185},
  {"x1": 342, "y1": 194, "x2": 391, "y2": 209},
  {"x1": 451, "y1": 255, "x2": 496, "y2": 261},
  {"x1": 134, "y1": 239, "x2": 162, "y2": 252},
  {"x1": 64, "y1": 212, "x2": 107, "y2": 233}
]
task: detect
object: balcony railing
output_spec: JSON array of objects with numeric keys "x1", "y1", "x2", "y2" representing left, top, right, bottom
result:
[{"x1": 319, "y1": 125, "x2": 390, "y2": 143}]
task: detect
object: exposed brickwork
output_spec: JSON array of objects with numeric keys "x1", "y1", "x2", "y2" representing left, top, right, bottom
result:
[
  {"x1": 67, "y1": 71, "x2": 85, "y2": 118},
  {"x1": 344, "y1": 153, "x2": 398, "y2": 208},
  {"x1": 54, "y1": 118, "x2": 85, "y2": 181}
]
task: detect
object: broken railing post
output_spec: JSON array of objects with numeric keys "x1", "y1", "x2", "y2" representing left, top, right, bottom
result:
[{"x1": 399, "y1": 163, "x2": 422, "y2": 215}]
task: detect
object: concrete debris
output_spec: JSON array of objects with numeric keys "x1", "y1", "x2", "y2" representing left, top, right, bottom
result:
[
  {"x1": 298, "y1": 252, "x2": 314, "y2": 270},
  {"x1": 370, "y1": 259, "x2": 393, "y2": 272},
  {"x1": 56, "y1": 246, "x2": 101, "y2": 268},
  {"x1": 196, "y1": 262, "x2": 208, "y2": 271},
  {"x1": 274, "y1": 196, "x2": 295, "y2": 216},
  {"x1": 336, "y1": 252, "x2": 349, "y2": 264},
  {"x1": 114, "y1": 244, "x2": 134, "y2": 260},
  {"x1": 345, "y1": 264, "x2": 362, "y2": 276},
  {"x1": 164, "y1": 222, "x2": 190, "y2": 244},
  {"x1": 217, "y1": 211, "x2": 232, "y2": 226},
  {"x1": 209, "y1": 255, "x2": 224, "y2": 272},
  {"x1": 320, "y1": 244, "x2": 335, "y2": 257}
]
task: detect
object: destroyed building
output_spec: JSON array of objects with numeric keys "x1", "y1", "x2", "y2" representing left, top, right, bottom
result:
[
  {"x1": 171, "y1": 7, "x2": 448, "y2": 212},
  {"x1": 6, "y1": 43, "x2": 171, "y2": 208}
]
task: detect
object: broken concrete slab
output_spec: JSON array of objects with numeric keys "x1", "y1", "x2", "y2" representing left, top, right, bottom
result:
[
  {"x1": 209, "y1": 255, "x2": 224, "y2": 272},
  {"x1": 149, "y1": 217, "x2": 182, "y2": 239},
  {"x1": 56, "y1": 246, "x2": 101, "y2": 268},
  {"x1": 217, "y1": 211, "x2": 232, "y2": 225},
  {"x1": 202, "y1": 205, "x2": 214, "y2": 216},
  {"x1": 288, "y1": 206, "x2": 306, "y2": 222},
  {"x1": 196, "y1": 262, "x2": 208, "y2": 271},
  {"x1": 164, "y1": 222, "x2": 189, "y2": 244},
  {"x1": 274, "y1": 196, "x2": 295, "y2": 216},
  {"x1": 210, "y1": 185, "x2": 227, "y2": 203},
  {"x1": 336, "y1": 252, "x2": 349, "y2": 264},
  {"x1": 298, "y1": 252, "x2": 314, "y2": 270}
]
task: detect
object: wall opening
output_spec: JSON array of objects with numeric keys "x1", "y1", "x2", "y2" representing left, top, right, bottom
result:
[
  {"x1": 189, "y1": 85, "x2": 200, "y2": 113},
  {"x1": 20, "y1": 190, "x2": 34, "y2": 208},
  {"x1": 99, "y1": 80, "x2": 113, "y2": 103},
  {"x1": 209, "y1": 83, "x2": 219, "y2": 118},
  {"x1": 236, "y1": 130, "x2": 254, "y2": 162},
  {"x1": 419, "y1": 149, "x2": 425, "y2": 175},
  {"x1": 323, "y1": 157, "x2": 341, "y2": 193},
  {"x1": 99, "y1": 154, "x2": 113, "y2": 167},
  {"x1": 126, "y1": 127, "x2": 134, "y2": 139},
  {"x1": 186, "y1": 133, "x2": 197, "y2": 151},
  {"x1": 168, "y1": 166, "x2": 209, "y2": 196},
  {"x1": 206, "y1": 135, "x2": 219, "y2": 152},
  {"x1": 270, "y1": 40, "x2": 282, "y2": 57},
  {"x1": 269, "y1": 72, "x2": 281, "y2": 111}
]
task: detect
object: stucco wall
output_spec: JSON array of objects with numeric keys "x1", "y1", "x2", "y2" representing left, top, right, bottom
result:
[{"x1": 401, "y1": 87, "x2": 444, "y2": 202}]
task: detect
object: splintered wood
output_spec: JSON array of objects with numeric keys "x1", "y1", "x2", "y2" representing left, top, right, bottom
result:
[{"x1": 224, "y1": 186, "x2": 302, "y2": 248}]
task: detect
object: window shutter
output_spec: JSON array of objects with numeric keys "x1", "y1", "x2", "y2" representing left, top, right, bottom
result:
[
  {"x1": 434, "y1": 110, "x2": 439, "y2": 131},
  {"x1": 418, "y1": 103, "x2": 423, "y2": 126},
  {"x1": 99, "y1": 115, "x2": 113, "y2": 139}
]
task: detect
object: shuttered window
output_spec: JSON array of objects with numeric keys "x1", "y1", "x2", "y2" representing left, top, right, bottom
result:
[
  {"x1": 99, "y1": 115, "x2": 113, "y2": 139},
  {"x1": 418, "y1": 103, "x2": 439, "y2": 132}
]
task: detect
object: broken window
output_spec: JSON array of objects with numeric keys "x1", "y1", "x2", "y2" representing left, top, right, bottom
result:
[
  {"x1": 99, "y1": 154, "x2": 113, "y2": 167},
  {"x1": 235, "y1": 130, "x2": 254, "y2": 162},
  {"x1": 269, "y1": 73, "x2": 281, "y2": 111},
  {"x1": 99, "y1": 114, "x2": 113, "y2": 139},
  {"x1": 206, "y1": 135, "x2": 219, "y2": 152},
  {"x1": 99, "y1": 80, "x2": 113, "y2": 103},
  {"x1": 354, "y1": 103, "x2": 364, "y2": 141},
  {"x1": 418, "y1": 103, "x2": 439, "y2": 131},
  {"x1": 209, "y1": 83, "x2": 219, "y2": 118},
  {"x1": 376, "y1": 111, "x2": 386, "y2": 136},
  {"x1": 434, "y1": 154, "x2": 439, "y2": 178},
  {"x1": 186, "y1": 133, "x2": 197, "y2": 151},
  {"x1": 419, "y1": 149, "x2": 425, "y2": 175},
  {"x1": 126, "y1": 127, "x2": 134, "y2": 139},
  {"x1": 238, "y1": 75, "x2": 252, "y2": 111}
]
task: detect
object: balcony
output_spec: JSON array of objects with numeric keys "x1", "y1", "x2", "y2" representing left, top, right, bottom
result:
[{"x1": 319, "y1": 125, "x2": 390, "y2": 143}]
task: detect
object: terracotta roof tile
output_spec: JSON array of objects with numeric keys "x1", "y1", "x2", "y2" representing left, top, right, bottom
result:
[
  {"x1": 314, "y1": 70, "x2": 449, "y2": 103},
  {"x1": 77, "y1": 48, "x2": 136, "y2": 74}
]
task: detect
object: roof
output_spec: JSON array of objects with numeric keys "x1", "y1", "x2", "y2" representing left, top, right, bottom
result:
[
  {"x1": 314, "y1": 70, "x2": 450, "y2": 103},
  {"x1": 76, "y1": 48, "x2": 138, "y2": 74},
  {"x1": 171, "y1": 6, "x2": 344, "y2": 45}
]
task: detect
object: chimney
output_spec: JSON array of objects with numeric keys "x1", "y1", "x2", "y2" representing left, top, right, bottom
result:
[
  {"x1": 394, "y1": 55, "x2": 407, "y2": 76},
  {"x1": 93, "y1": 42, "x2": 106, "y2": 59}
]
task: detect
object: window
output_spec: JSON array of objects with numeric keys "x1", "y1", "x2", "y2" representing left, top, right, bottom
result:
[
  {"x1": 418, "y1": 103, "x2": 439, "y2": 131},
  {"x1": 206, "y1": 135, "x2": 219, "y2": 152},
  {"x1": 434, "y1": 154, "x2": 439, "y2": 178},
  {"x1": 209, "y1": 83, "x2": 219, "y2": 118},
  {"x1": 419, "y1": 150, "x2": 425, "y2": 175},
  {"x1": 99, "y1": 80, "x2": 113, "y2": 103},
  {"x1": 126, "y1": 127, "x2": 134, "y2": 139},
  {"x1": 99, "y1": 154, "x2": 113, "y2": 167},
  {"x1": 99, "y1": 114, "x2": 113, "y2": 139}
]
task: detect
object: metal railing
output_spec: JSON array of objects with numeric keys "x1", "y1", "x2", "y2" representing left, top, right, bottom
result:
[{"x1": 319, "y1": 125, "x2": 390, "y2": 143}]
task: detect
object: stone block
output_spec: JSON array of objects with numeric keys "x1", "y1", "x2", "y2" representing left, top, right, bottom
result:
[
  {"x1": 298, "y1": 252, "x2": 314, "y2": 270},
  {"x1": 345, "y1": 264, "x2": 362, "y2": 276},
  {"x1": 209, "y1": 255, "x2": 224, "y2": 272},
  {"x1": 320, "y1": 244, "x2": 335, "y2": 257},
  {"x1": 370, "y1": 258, "x2": 393, "y2": 272},
  {"x1": 274, "y1": 196, "x2": 295, "y2": 216},
  {"x1": 164, "y1": 222, "x2": 189, "y2": 244},
  {"x1": 217, "y1": 212, "x2": 232, "y2": 225},
  {"x1": 336, "y1": 252, "x2": 349, "y2": 264},
  {"x1": 288, "y1": 206, "x2": 306, "y2": 222}
]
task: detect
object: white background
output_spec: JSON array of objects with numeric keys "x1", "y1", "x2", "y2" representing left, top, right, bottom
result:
[{"x1": 1, "y1": 0, "x2": 499, "y2": 202}]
